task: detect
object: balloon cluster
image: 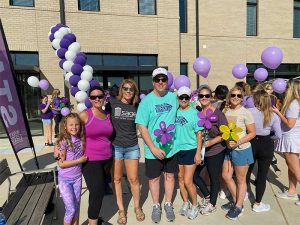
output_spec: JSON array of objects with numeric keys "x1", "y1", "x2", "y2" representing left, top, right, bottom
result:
[
  {"x1": 27, "y1": 76, "x2": 49, "y2": 90},
  {"x1": 48, "y1": 23, "x2": 100, "y2": 112}
]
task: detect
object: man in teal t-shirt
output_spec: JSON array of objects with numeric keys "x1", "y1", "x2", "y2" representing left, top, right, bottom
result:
[{"x1": 135, "y1": 67, "x2": 178, "y2": 223}]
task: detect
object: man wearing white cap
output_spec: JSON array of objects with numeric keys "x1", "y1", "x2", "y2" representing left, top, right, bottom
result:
[{"x1": 135, "y1": 67, "x2": 179, "y2": 223}]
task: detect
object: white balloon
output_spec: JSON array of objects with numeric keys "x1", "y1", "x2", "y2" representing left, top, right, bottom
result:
[
  {"x1": 80, "y1": 70, "x2": 93, "y2": 81},
  {"x1": 58, "y1": 27, "x2": 69, "y2": 36},
  {"x1": 68, "y1": 42, "x2": 81, "y2": 53},
  {"x1": 63, "y1": 60, "x2": 74, "y2": 72},
  {"x1": 78, "y1": 80, "x2": 90, "y2": 92},
  {"x1": 83, "y1": 65, "x2": 93, "y2": 74},
  {"x1": 51, "y1": 39, "x2": 61, "y2": 50},
  {"x1": 65, "y1": 72, "x2": 73, "y2": 81},
  {"x1": 65, "y1": 50, "x2": 77, "y2": 61},
  {"x1": 77, "y1": 102, "x2": 87, "y2": 112},
  {"x1": 65, "y1": 27, "x2": 72, "y2": 34},
  {"x1": 54, "y1": 30, "x2": 65, "y2": 39},
  {"x1": 64, "y1": 80, "x2": 71, "y2": 88},
  {"x1": 75, "y1": 91, "x2": 88, "y2": 103},
  {"x1": 27, "y1": 76, "x2": 39, "y2": 87}
]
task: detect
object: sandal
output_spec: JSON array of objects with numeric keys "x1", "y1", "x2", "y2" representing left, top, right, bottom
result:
[
  {"x1": 134, "y1": 207, "x2": 145, "y2": 222},
  {"x1": 117, "y1": 210, "x2": 127, "y2": 225}
]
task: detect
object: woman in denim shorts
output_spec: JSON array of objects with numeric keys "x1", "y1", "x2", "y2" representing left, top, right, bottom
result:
[
  {"x1": 106, "y1": 79, "x2": 145, "y2": 224},
  {"x1": 221, "y1": 86, "x2": 256, "y2": 220}
]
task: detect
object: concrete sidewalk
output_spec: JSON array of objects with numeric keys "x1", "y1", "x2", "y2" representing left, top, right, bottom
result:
[{"x1": 0, "y1": 136, "x2": 299, "y2": 225}]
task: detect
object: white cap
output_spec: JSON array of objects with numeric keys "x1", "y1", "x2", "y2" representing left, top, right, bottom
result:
[
  {"x1": 152, "y1": 67, "x2": 168, "y2": 78},
  {"x1": 177, "y1": 86, "x2": 192, "y2": 97}
]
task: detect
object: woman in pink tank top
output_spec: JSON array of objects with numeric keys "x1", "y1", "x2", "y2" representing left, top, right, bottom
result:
[{"x1": 79, "y1": 86, "x2": 113, "y2": 225}]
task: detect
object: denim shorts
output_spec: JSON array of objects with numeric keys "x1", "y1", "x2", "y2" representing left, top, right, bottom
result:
[
  {"x1": 224, "y1": 146, "x2": 254, "y2": 166},
  {"x1": 113, "y1": 144, "x2": 140, "y2": 160},
  {"x1": 177, "y1": 149, "x2": 197, "y2": 165},
  {"x1": 42, "y1": 119, "x2": 52, "y2": 125}
]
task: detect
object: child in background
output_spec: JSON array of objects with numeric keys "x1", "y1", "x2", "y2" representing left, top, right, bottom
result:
[
  {"x1": 39, "y1": 95, "x2": 54, "y2": 146},
  {"x1": 56, "y1": 113, "x2": 87, "y2": 225}
]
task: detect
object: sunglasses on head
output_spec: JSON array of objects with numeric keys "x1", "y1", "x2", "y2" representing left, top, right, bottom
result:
[
  {"x1": 198, "y1": 94, "x2": 211, "y2": 99},
  {"x1": 90, "y1": 95, "x2": 105, "y2": 100},
  {"x1": 122, "y1": 86, "x2": 134, "y2": 93},
  {"x1": 153, "y1": 77, "x2": 168, "y2": 83},
  {"x1": 178, "y1": 95, "x2": 190, "y2": 101},
  {"x1": 231, "y1": 94, "x2": 242, "y2": 98}
]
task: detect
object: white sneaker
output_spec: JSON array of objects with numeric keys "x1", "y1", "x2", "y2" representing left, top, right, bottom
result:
[
  {"x1": 179, "y1": 201, "x2": 190, "y2": 216},
  {"x1": 187, "y1": 203, "x2": 200, "y2": 220},
  {"x1": 252, "y1": 202, "x2": 271, "y2": 212},
  {"x1": 244, "y1": 192, "x2": 249, "y2": 201},
  {"x1": 219, "y1": 190, "x2": 227, "y2": 199},
  {"x1": 201, "y1": 203, "x2": 217, "y2": 215},
  {"x1": 276, "y1": 189, "x2": 298, "y2": 200}
]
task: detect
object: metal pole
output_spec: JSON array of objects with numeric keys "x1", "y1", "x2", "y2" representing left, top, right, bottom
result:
[
  {"x1": 60, "y1": 0, "x2": 66, "y2": 25},
  {"x1": 196, "y1": 0, "x2": 200, "y2": 88}
]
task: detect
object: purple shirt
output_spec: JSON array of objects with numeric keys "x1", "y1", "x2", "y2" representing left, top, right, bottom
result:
[
  {"x1": 243, "y1": 96, "x2": 255, "y2": 108},
  {"x1": 39, "y1": 103, "x2": 54, "y2": 119},
  {"x1": 205, "y1": 109, "x2": 228, "y2": 157},
  {"x1": 249, "y1": 107, "x2": 282, "y2": 139},
  {"x1": 58, "y1": 136, "x2": 83, "y2": 179},
  {"x1": 85, "y1": 108, "x2": 113, "y2": 161}
]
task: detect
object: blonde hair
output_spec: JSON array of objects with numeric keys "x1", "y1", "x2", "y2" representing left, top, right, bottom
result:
[
  {"x1": 52, "y1": 89, "x2": 61, "y2": 98},
  {"x1": 264, "y1": 83, "x2": 272, "y2": 91},
  {"x1": 117, "y1": 79, "x2": 139, "y2": 105},
  {"x1": 281, "y1": 79, "x2": 300, "y2": 114},
  {"x1": 223, "y1": 86, "x2": 244, "y2": 113},
  {"x1": 235, "y1": 81, "x2": 251, "y2": 96},
  {"x1": 253, "y1": 90, "x2": 272, "y2": 127},
  {"x1": 56, "y1": 113, "x2": 85, "y2": 151}
]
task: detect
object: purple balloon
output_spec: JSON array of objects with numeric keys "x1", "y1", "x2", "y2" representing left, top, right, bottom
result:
[
  {"x1": 85, "y1": 99, "x2": 92, "y2": 108},
  {"x1": 261, "y1": 46, "x2": 283, "y2": 70},
  {"x1": 90, "y1": 79, "x2": 100, "y2": 87},
  {"x1": 166, "y1": 71, "x2": 174, "y2": 89},
  {"x1": 74, "y1": 56, "x2": 87, "y2": 66},
  {"x1": 57, "y1": 48, "x2": 67, "y2": 59},
  {"x1": 71, "y1": 64, "x2": 84, "y2": 75},
  {"x1": 51, "y1": 23, "x2": 64, "y2": 34},
  {"x1": 174, "y1": 75, "x2": 191, "y2": 90},
  {"x1": 140, "y1": 94, "x2": 146, "y2": 100},
  {"x1": 77, "y1": 52, "x2": 87, "y2": 59},
  {"x1": 38, "y1": 80, "x2": 49, "y2": 90},
  {"x1": 170, "y1": 84, "x2": 175, "y2": 91},
  {"x1": 61, "y1": 107, "x2": 70, "y2": 116},
  {"x1": 272, "y1": 78, "x2": 287, "y2": 94},
  {"x1": 69, "y1": 75, "x2": 81, "y2": 86},
  {"x1": 70, "y1": 86, "x2": 80, "y2": 97},
  {"x1": 64, "y1": 33, "x2": 76, "y2": 43},
  {"x1": 49, "y1": 33, "x2": 55, "y2": 42},
  {"x1": 60, "y1": 38, "x2": 72, "y2": 49},
  {"x1": 232, "y1": 64, "x2": 248, "y2": 79},
  {"x1": 193, "y1": 56, "x2": 211, "y2": 78},
  {"x1": 254, "y1": 68, "x2": 268, "y2": 82},
  {"x1": 59, "y1": 59, "x2": 66, "y2": 69}
]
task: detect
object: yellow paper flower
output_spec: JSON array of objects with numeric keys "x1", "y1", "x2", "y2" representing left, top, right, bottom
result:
[{"x1": 219, "y1": 122, "x2": 243, "y2": 141}]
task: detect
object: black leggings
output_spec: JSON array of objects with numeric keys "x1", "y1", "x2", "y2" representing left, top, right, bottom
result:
[
  {"x1": 82, "y1": 158, "x2": 112, "y2": 219},
  {"x1": 193, "y1": 150, "x2": 225, "y2": 206},
  {"x1": 54, "y1": 114, "x2": 62, "y2": 136},
  {"x1": 247, "y1": 135, "x2": 274, "y2": 203}
]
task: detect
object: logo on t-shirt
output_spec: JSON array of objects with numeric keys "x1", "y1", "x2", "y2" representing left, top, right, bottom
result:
[
  {"x1": 155, "y1": 103, "x2": 172, "y2": 114},
  {"x1": 175, "y1": 116, "x2": 188, "y2": 126},
  {"x1": 115, "y1": 107, "x2": 122, "y2": 117},
  {"x1": 114, "y1": 107, "x2": 136, "y2": 120}
]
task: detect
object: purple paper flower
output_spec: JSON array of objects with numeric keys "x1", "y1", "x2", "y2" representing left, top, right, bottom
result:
[
  {"x1": 154, "y1": 121, "x2": 175, "y2": 145},
  {"x1": 197, "y1": 108, "x2": 218, "y2": 130}
]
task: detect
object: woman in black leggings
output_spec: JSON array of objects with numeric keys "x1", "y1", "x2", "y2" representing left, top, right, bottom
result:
[
  {"x1": 247, "y1": 90, "x2": 281, "y2": 212},
  {"x1": 193, "y1": 86, "x2": 228, "y2": 215}
]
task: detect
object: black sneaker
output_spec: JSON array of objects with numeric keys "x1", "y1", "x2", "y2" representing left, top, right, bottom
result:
[
  {"x1": 221, "y1": 202, "x2": 234, "y2": 212},
  {"x1": 226, "y1": 205, "x2": 243, "y2": 221}
]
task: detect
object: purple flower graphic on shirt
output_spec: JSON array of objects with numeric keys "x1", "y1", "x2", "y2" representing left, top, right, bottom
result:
[
  {"x1": 197, "y1": 108, "x2": 218, "y2": 130},
  {"x1": 154, "y1": 121, "x2": 175, "y2": 145}
]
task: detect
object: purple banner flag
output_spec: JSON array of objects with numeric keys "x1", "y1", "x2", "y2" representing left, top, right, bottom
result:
[{"x1": 0, "y1": 22, "x2": 32, "y2": 152}]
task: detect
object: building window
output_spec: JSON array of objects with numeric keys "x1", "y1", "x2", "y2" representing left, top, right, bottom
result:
[
  {"x1": 179, "y1": 0, "x2": 187, "y2": 33},
  {"x1": 180, "y1": 63, "x2": 188, "y2": 76},
  {"x1": 10, "y1": 52, "x2": 39, "y2": 66},
  {"x1": 10, "y1": 0, "x2": 34, "y2": 7},
  {"x1": 294, "y1": 1, "x2": 300, "y2": 38},
  {"x1": 138, "y1": 0, "x2": 156, "y2": 15},
  {"x1": 247, "y1": 0, "x2": 257, "y2": 36},
  {"x1": 78, "y1": 0, "x2": 100, "y2": 11}
]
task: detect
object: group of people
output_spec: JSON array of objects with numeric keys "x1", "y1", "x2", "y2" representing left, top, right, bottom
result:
[
  {"x1": 52, "y1": 67, "x2": 300, "y2": 225},
  {"x1": 39, "y1": 89, "x2": 69, "y2": 145}
]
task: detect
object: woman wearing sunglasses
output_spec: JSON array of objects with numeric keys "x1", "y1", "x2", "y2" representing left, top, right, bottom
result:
[
  {"x1": 193, "y1": 86, "x2": 228, "y2": 216},
  {"x1": 221, "y1": 86, "x2": 256, "y2": 220},
  {"x1": 79, "y1": 86, "x2": 114, "y2": 225},
  {"x1": 106, "y1": 79, "x2": 145, "y2": 224},
  {"x1": 175, "y1": 86, "x2": 203, "y2": 220}
]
